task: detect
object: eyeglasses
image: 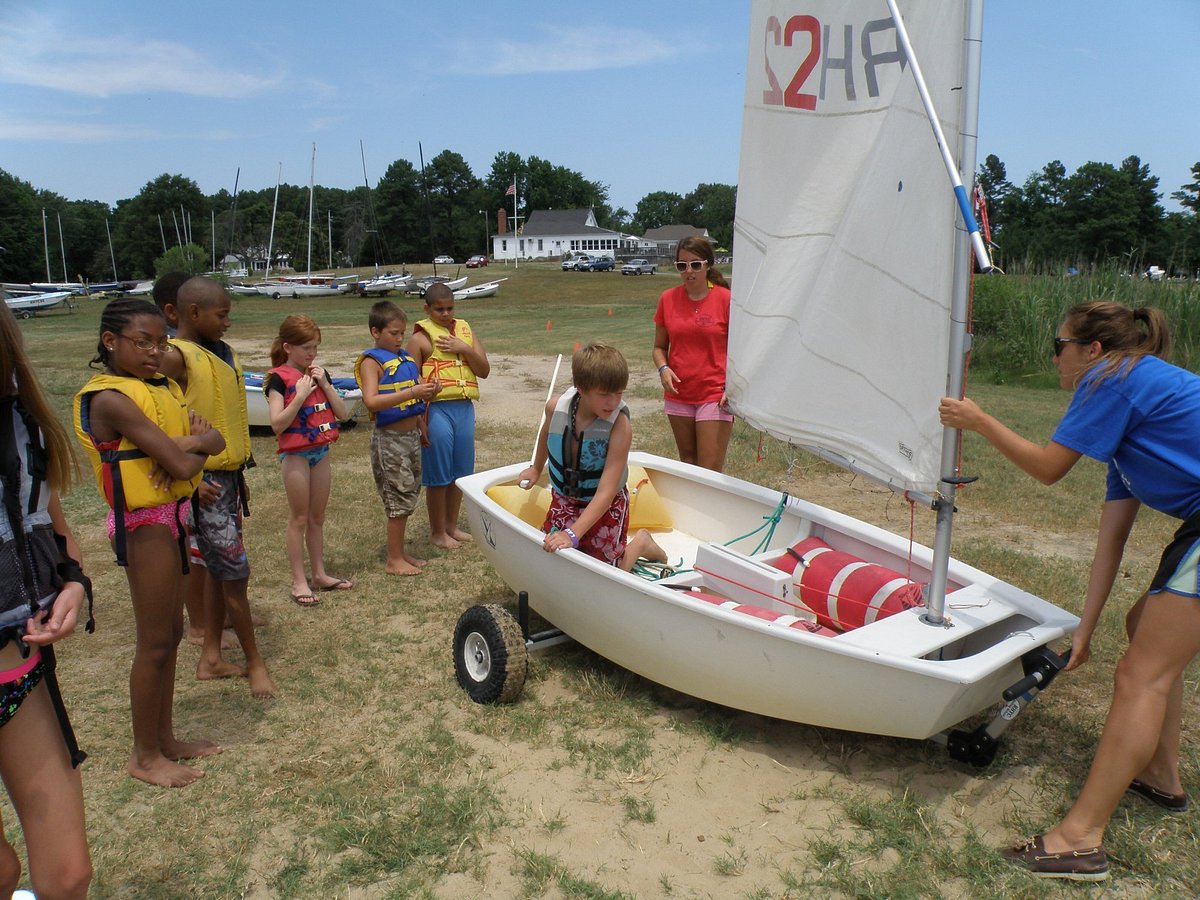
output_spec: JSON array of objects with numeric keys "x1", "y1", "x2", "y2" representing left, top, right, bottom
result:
[
  {"x1": 1052, "y1": 336, "x2": 1089, "y2": 357},
  {"x1": 675, "y1": 259, "x2": 707, "y2": 272},
  {"x1": 117, "y1": 334, "x2": 173, "y2": 354}
]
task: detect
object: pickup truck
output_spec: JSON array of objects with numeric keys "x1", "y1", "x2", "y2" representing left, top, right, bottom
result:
[{"x1": 621, "y1": 258, "x2": 656, "y2": 275}]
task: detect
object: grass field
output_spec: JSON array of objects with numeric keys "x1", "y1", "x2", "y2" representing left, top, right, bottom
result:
[{"x1": 5, "y1": 262, "x2": 1198, "y2": 897}]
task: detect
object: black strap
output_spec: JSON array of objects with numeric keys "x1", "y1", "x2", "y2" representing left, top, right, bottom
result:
[{"x1": 39, "y1": 645, "x2": 87, "y2": 768}]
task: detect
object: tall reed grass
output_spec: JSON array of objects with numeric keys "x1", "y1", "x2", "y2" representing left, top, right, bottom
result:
[{"x1": 970, "y1": 269, "x2": 1200, "y2": 384}]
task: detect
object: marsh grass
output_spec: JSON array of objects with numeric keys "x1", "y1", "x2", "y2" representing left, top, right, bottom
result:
[{"x1": 4, "y1": 263, "x2": 1197, "y2": 895}]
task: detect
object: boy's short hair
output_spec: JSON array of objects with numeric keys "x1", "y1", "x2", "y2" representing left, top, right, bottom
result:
[
  {"x1": 369, "y1": 300, "x2": 406, "y2": 332},
  {"x1": 152, "y1": 271, "x2": 191, "y2": 311},
  {"x1": 423, "y1": 282, "x2": 453, "y2": 304},
  {"x1": 572, "y1": 342, "x2": 628, "y2": 393}
]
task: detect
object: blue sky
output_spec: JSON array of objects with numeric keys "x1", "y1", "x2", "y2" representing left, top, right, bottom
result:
[{"x1": 1, "y1": 1, "x2": 1196, "y2": 214}]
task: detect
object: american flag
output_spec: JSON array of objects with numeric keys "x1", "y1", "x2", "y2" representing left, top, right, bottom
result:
[{"x1": 505, "y1": 182, "x2": 516, "y2": 196}]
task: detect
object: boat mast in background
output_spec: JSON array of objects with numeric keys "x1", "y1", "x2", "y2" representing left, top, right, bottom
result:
[
  {"x1": 106, "y1": 218, "x2": 119, "y2": 283},
  {"x1": 56, "y1": 213, "x2": 67, "y2": 283},
  {"x1": 42, "y1": 209, "x2": 51, "y2": 283},
  {"x1": 306, "y1": 143, "x2": 316, "y2": 278},
  {"x1": 264, "y1": 163, "x2": 281, "y2": 281}
]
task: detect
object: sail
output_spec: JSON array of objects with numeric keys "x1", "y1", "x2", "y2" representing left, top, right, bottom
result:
[{"x1": 729, "y1": 0, "x2": 968, "y2": 494}]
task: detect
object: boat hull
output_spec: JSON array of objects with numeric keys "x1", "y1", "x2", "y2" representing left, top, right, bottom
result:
[
  {"x1": 458, "y1": 453, "x2": 1078, "y2": 740},
  {"x1": 243, "y1": 372, "x2": 364, "y2": 429}
]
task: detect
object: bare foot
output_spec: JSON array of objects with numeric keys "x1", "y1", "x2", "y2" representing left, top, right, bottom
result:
[
  {"x1": 186, "y1": 626, "x2": 205, "y2": 647},
  {"x1": 162, "y1": 737, "x2": 223, "y2": 760},
  {"x1": 251, "y1": 612, "x2": 269, "y2": 628},
  {"x1": 197, "y1": 659, "x2": 247, "y2": 680},
  {"x1": 403, "y1": 553, "x2": 427, "y2": 567},
  {"x1": 451, "y1": 528, "x2": 474, "y2": 543},
  {"x1": 430, "y1": 534, "x2": 461, "y2": 550},
  {"x1": 247, "y1": 663, "x2": 278, "y2": 699},
  {"x1": 386, "y1": 561, "x2": 423, "y2": 576},
  {"x1": 128, "y1": 756, "x2": 205, "y2": 788}
]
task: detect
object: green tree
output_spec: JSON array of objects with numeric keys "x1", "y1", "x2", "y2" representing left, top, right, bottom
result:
[
  {"x1": 0, "y1": 169, "x2": 45, "y2": 282},
  {"x1": 678, "y1": 183, "x2": 737, "y2": 249},
  {"x1": 1170, "y1": 162, "x2": 1200, "y2": 214},
  {"x1": 375, "y1": 158, "x2": 426, "y2": 264},
  {"x1": 630, "y1": 191, "x2": 682, "y2": 235},
  {"x1": 154, "y1": 242, "x2": 209, "y2": 277},
  {"x1": 111, "y1": 174, "x2": 206, "y2": 278}
]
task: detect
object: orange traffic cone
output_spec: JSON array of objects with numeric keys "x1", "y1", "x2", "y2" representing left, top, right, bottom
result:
[
  {"x1": 608, "y1": 308, "x2": 613, "y2": 316},
  {"x1": 546, "y1": 320, "x2": 552, "y2": 330},
  {"x1": 573, "y1": 340, "x2": 581, "y2": 352}
]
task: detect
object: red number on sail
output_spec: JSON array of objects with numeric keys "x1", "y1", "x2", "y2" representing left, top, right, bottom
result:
[
  {"x1": 782, "y1": 15, "x2": 820, "y2": 110},
  {"x1": 762, "y1": 16, "x2": 784, "y2": 105}
]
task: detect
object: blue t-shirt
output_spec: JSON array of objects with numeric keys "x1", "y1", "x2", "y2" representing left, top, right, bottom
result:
[{"x1": 1052, "y1": 355, "x2": 1200, "y2": 520}]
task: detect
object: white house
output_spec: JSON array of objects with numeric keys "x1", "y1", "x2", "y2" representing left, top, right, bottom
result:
[
  {"x1": 642, "y1": 224, "x2": 710, "y2": 258},
  {"x1": 490, "y1": 209, "x2": 651, "y2": 261}
]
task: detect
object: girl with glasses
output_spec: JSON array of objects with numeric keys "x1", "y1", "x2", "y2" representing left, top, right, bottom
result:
[
  {"x1": 74, "y1": 298, "x2": 226, "y2": 787},
  {"x1": 940, "y1": 301, "x2": 1200, "y2": 881},
  {"x1": 651, "y1": 236, "x2": 734, "y2": 472}
]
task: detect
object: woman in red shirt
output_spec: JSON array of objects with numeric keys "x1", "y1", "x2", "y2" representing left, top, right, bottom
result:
[{"x1": 652, "y1": 236, "x2": 733, "y2": 471}]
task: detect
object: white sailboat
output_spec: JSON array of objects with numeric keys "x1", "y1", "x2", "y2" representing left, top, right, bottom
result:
[{"x1": 454, "y1": 0, "x2": 1077, "y2": 763}]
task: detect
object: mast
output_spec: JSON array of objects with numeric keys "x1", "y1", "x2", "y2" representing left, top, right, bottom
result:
[
  {"x1": 57, "y1": 213, "x2": 68, "y2": 283},
  {"x1": 327, "y1": 210, "x2": 332, "y2": 269},
  {"x1": 106, "y1": 218, "x2": 118, "y2": 283},
  {"x1": 265, "y1": 163, "x2": 281, "y2": 280},
  {"x1": 42, "y1": 209, "x2": 51, "y2": 283},
  {"x1": 926, "y1": 0, "x2": 985, "y2": 625},
  {"x1": 307, "y1": 143, "x2": 316, "y2": 278}
]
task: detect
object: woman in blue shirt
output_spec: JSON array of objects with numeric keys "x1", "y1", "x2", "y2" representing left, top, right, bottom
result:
[{"x1": 940, "y1": 301, "x2": 1200, "y2": 882}]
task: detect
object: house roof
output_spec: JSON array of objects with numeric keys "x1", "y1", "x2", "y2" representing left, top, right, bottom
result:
[
  {"x1": 643, "y1": 224, "x2": 709, "y2": 241},
  {"x1": 521, "y1": 208, "x2": 615, "y2": 237}
]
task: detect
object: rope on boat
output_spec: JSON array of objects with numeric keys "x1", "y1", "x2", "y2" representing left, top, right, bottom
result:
[{"x1": 723, "y1": 492, "x2": 788, "y2": 555}]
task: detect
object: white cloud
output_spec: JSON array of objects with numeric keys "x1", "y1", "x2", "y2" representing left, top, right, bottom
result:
[
  {"x1": 0, "y1": 115, "x2": 164, "y2": 143},
  {"x1": 0, "y1": 13, "x2": 283, "y2": 99},
  {"x1": 453, "y1": 26, "x2": 679, "y2": 75}
]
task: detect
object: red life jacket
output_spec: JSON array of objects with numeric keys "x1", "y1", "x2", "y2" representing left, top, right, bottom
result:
[{"x1": 268, "y1": 365, "x2": 340, "y2": 453}]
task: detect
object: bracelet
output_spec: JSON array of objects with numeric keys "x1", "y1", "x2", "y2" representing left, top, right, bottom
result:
[
  {"x1": 564, "y1": 527, "x2": 580, "y2": 548},
  {"x1": 657, "y1": 364, "x2": 669, "y2": 375}
]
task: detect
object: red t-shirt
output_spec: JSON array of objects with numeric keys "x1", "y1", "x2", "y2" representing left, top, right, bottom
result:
[{"x1": 653, "y1": 283, "x2": 731, "y2": 404}]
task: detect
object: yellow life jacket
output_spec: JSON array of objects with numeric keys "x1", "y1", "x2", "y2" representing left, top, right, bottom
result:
[
  {"x1": 74, "y1": 373, "x2": 201, "y2": 567},
  {"x1": 414, "y1": 318, "x2": 480, "y2": 401},
  {"x1": 169, "y1": 337, "x2": 252, "y2": 470}
]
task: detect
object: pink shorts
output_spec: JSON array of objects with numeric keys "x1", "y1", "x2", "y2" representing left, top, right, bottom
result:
[
  {"x1": 106, "y1": 500, "x2": 186, "y2": 540},
  {"x1": 663, "y1": 398, "x2": 734, "y2": 423}
]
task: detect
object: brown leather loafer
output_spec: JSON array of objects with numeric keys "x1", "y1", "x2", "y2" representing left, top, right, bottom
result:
[
  {"x1": 1127, "y1": 779, "x2": 1189, "y2": 813},
  {"x1": 999, "y1": 835, "x2": 1109, "y2": 881}
]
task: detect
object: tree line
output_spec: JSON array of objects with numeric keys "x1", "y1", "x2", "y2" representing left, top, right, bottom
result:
[
  {"x1": 3, "y1": 148, "x2": 1195, "y2": 284},
  {"x1": 977, "y1": 154, "x2": 1200, "y2": 276},
  {"x1": 0, "y1": 150, "x2": 736, "y2": 284}
]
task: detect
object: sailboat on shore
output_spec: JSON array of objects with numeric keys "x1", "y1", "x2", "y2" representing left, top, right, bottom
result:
[
  {"x1": 256, "y1": 146, "x2": 350, "y2": 298},
  {"x1": 451, "y1": 0, "x2": 1077, "y2": 763}
]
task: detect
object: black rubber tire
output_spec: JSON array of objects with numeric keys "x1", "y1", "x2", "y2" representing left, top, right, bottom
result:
[
  {"x1": 19, "y1": 310, "x2": 32, "y2": 319},
  {"x1": 453, "y1": 604, "x2": 528, "y2": 704},
  {"x1": 271, "y1": 291, "x2": 281, "y2": 299}
]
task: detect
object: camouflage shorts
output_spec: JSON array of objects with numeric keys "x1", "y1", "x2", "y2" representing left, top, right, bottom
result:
[
  {"x1": 371, "y1": 426, "x2": 422, "y2": 518},
  {"x1": 191, "y1": 470, "x2": 250, "y2": 581}
]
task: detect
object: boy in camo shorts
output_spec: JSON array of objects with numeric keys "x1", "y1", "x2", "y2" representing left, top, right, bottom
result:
[{"x1": 355, "y1": 302, "x2": 442, "y2": 575}]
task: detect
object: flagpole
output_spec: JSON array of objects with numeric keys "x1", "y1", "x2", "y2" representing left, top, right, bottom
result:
[{"x1": 511, "y1": 174, "x2": 519, "y2": 270}]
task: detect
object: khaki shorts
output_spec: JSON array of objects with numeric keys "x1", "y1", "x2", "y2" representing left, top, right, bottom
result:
[{"x1": 371, "y1": 427, "x2": 422, "y2": 518}]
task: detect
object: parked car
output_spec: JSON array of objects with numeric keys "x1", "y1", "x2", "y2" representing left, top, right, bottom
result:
[
  {"x1": 465, "y1": 255, "x2": 489, "y2": 268},
  {"x1": 586, "y1": 256, "x2": 615, "y2": 272},
  {"x1": 621, "y1": 258, "x2": 657, "y2": 275},
  {"x1": 433, "y1": 254, "x2": 454, "y2": 265},
  {"x1": 562, "y1": 254, "x2": 586, "y2": 270}
]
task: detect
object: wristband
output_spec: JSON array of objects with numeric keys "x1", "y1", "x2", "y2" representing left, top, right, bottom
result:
[
  {"x1": 657, "y1": 364, "x2": 669, "y2": 375},
  {"x1": 564, "y1": 527, "x2": 580, "y2": 548}
]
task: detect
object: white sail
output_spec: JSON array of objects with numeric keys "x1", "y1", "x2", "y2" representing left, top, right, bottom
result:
[{"x1": 729, "y1": 0, "x2": 967, "y2": 494}]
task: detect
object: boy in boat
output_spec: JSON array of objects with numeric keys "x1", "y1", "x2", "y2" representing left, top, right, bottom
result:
[
  {"x1": 518, "y1": 342, "x2": 667, "y2": 571},
  {"x1": 355, "y1": 301, "x2": 442, "y2": 575},
  {"x1": 157, "y1": 276, "x2": 277, "y2": 698},
  {"x1": 406, "y1": 283, "x2": 489, "y2": 549}
]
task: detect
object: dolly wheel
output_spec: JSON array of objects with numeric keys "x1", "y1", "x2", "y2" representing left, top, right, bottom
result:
[{"x1": 453, "y1": 604, "x2": 528, "y2": 704}]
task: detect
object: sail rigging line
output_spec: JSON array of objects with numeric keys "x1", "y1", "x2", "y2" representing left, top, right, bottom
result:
[
  {"x1": 885, "y1": 0, "x2": 993, "y2": 274},
  {"x1": 359, "y1": 141, "x2": 391, "y2": 272}
]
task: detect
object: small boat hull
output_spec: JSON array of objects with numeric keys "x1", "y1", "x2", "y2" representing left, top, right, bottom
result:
[
  {"x1": 4, "y1": 290, "x2": 74, "y2": 317},
  {"x1": 243, "y1": 372, "x2": 365, "y2": 429},
  {"x1": 458, "y1": 453, "x2": 1078, "y2": 740}
]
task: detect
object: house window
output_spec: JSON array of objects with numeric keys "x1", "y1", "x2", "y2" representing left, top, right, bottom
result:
[
  {"x1": 537, "y1": 240, "x2": 543, "y2": 251},
  {"x1": 502, "y1": 239, "x2": 507, "y2": 251}
]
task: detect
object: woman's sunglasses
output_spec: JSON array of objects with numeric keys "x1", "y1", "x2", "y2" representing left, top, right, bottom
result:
[
  {"x1": 674, "y1": 260, "x2": 707, "y2": 272},
  {"x1": 1052, "y1": 336, "x2": 1089, "y2": 357}
]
